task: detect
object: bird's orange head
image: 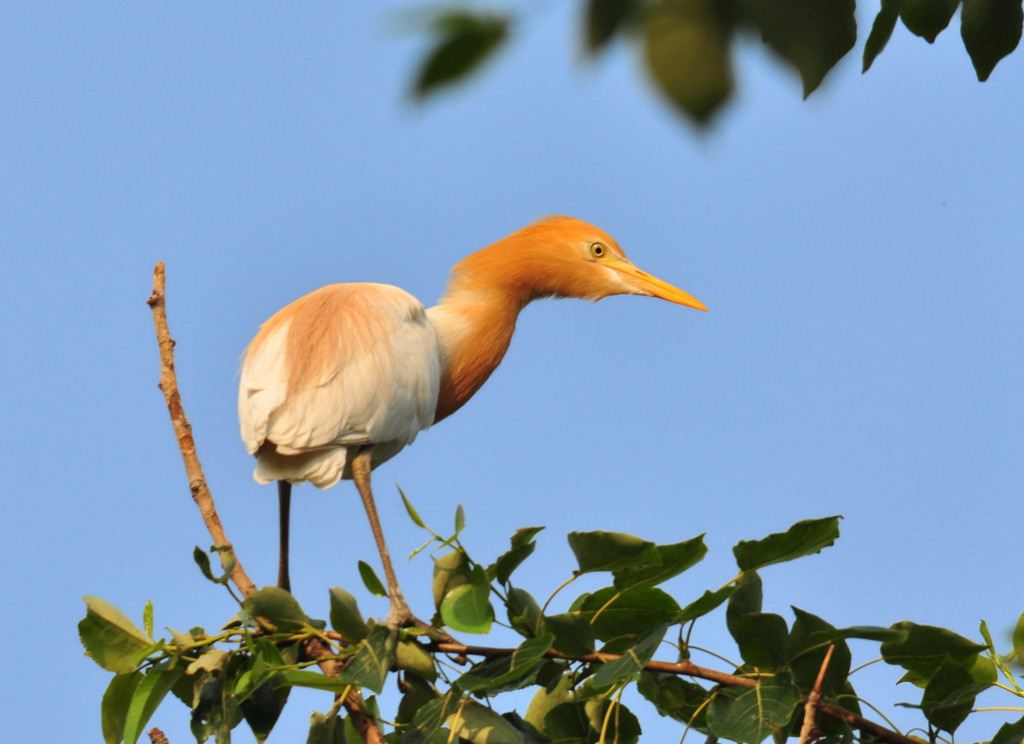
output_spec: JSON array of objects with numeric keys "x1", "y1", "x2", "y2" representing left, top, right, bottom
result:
[{"x1": 447, "y1": 216, "x2": 707, "y2": 311}]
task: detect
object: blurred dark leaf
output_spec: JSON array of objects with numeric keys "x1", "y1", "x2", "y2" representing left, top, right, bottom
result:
[
  {"x1": 644, "y1": 0, "x2": 734, "y2": 123},
  {"x1": 899, "y1": 0, "x2": 960, "y2": 41},
  {"x1": 864, "y1": 0, "x2": 903, "y2": 71},
  {"x1": 587, "y1": 0, "x2": 642, "y2": 52},
  {"x1": 743, "y1": 0, "x2": 856, "y2": 95},
  {"x1": 961, "y1": 0, "x2": 1023, "y2": 79},
  {"x1": 412, "y1": 10, "x2": 510, "y2": 99}
]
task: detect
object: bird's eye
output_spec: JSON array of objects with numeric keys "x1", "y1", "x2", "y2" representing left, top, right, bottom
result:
[{"x1": 589, "y1": 242, "x2": 607, "y2": 259}]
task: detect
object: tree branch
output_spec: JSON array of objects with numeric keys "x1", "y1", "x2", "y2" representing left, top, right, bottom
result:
[
  {"x1": 147, "y1": 262, "x2": 256, "y2": 598},
  {"x1": 430, "y1": 640, "x2": 918, "y2": 744},
  {"x1": 798, "y1": 644, "x2": 834, "y2": 744}
]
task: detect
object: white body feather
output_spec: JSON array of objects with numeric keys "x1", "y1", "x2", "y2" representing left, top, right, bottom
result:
[{"x1": 238, "y1": 282, "x2": 441, "y2": 487}]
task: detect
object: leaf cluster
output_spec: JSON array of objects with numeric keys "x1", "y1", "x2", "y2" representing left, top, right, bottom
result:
[
  {"x1": 80, "y1": 509, "x2": 1024, "y2": 743},
  {"x1": 409, "y1": 0, "x2": 1022, "y2": 123}
]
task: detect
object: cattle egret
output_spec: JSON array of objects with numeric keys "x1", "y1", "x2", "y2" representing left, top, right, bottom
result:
[{"x1": 239, "y1": 216, "x2": 706, "y2": 630}]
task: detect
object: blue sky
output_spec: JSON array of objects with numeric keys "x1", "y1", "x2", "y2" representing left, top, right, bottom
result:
[{"x1": 2, "y1": 2, "x2": 1022, "y2": 742}]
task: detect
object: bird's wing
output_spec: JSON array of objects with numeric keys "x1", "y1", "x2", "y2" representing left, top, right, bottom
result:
[{"x1": 239, "y1": 283, "x2": 441, "y2": 460}]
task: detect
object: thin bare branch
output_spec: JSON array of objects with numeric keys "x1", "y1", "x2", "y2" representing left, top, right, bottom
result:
[
  {"x1": 798, "y1": 644, "x2": 835, "y2": 744},
  {"x1": 148, "y1": 262, "x2": 256, "y2": 597},
  {"x1": 147, "y1": 728, "x2": 169, "y2": 744}
]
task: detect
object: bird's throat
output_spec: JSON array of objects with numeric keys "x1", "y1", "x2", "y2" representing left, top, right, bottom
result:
[{"x1": 427, "y1": 292, "x2": 523, "y2": 424}]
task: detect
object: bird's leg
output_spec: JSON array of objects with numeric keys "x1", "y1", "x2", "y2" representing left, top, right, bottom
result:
[
  {"x1": 349, "y1": 446, "x2": 414, "y2": 632},
  {"x1": 277, "y1": 480, "x2": 292, "y2": 592}
]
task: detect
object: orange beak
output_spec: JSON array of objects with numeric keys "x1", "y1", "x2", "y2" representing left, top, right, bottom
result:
[{"x1": 608, "y1": 256, "x2": 707, "y2": 311}]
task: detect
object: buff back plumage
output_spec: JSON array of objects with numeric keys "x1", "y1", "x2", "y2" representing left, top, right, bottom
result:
[{"x1": 239, "y1": 283, "x2": 441, "y2": 487}]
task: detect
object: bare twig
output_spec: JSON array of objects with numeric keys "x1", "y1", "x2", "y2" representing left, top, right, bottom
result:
[
  {"x1": 798, "y1": 644, "x2": 835, "y2": 744},
  {"x1": 148, "y1": 262, "x2": 256, "y2": 597},
  {"x1": 147, "y1": 728, "x2": 169, "y2": 744}
]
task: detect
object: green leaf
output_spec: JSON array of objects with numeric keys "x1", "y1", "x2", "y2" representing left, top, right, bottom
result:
[
  {"x1": 732, "y1": 516, "x2": 840, "y2": 571},
  {"x1": 397, "y1": 673, "x2": 441, "y2": 725},
  {"x1": 525, "y1": 673, "x2": 573, "y2": 731},
  {"x1": 992, "y1": 714, "x2": 1024, "y2": 744},
  {"x1": 863, "y1": 0, "x2": 902, "y2": 71},
  {"x1": 399, "y1": 484, "x2": 427, "y2": 529},
  {"x1": 357, "y1": 561, "x2": 388, "y2": 598},
  {"x1": 454, "y1": 504, "x2": 466, "y2": 534},
  {"x1": 396, "y1": 638, "x2": 438, "y2": 682},
  {"x1": 240, "y1": 673, "x2": 290, "y2": 743},
  {"x1": 1013, "y1": 610, "x2": 1024, "y2": 665},
  {"x1": 787, "y1": 607, "x2": 851, "y2": 696},
  {"x1": 637, "y1": 671, "x2": 711, "y2": 726},
  {"x1": 743, "y1": 0, "x2": 857, "y2": 96},
  {"x1": 123, "y1": 663, "x2": 187, "y2": 744},
  {"x1": 440, "y1": 565, "x2": 493, "y2": 633},
  {"x1": 578, "y1": 586, "x2": 681, "y2": 642},
  {"x1": 79, "y1": 596, "x2": 154, "y2": 674},
  {"x1": 592, "y1": 623, "x2": 667, "y2": 688},
  {"x1": 543, "y1": 612, "x2": 596, "y2": 656},
  {"x1": 306, "y1": 711, "x2": 346, "y2": 744},
  {"x1": 432, "y1": 549, "x2": 472, "y2": 608},
  {"x1": 880, "y1": 621, "x2": 987, "y2": 680},
  {"x1": 826, "y1": 624, "x2": 910, "y2": 643},
  {"x1": 412, "y1": 11, "x2": 510, "y2": 100},
  {"x1": 644, "y1": 0, "x2": 733, "y2": 124},
  {"x1": 678, "y1": 585, "x2": 737, "y2": 624},
  {"x1": 102, "y1": 672, "x2": 143, "y2": 744},
  {"x1": 493, "y1": 527, "x2": 544, "y2": 585},
  {"x1": 455, "y1": 634, "x2": 555, "y2": 694},
  {"x1": 339, "y1": 625, "x2": 396, "y2": 694},
  {"x1": 899, "y1": 0, "x2": 960, "y2": 42},
  {"x1": 726, "y1": 573, "x2": 788, "y2": 669},
  {"x1": 586, "y1": 0, "x2": 641, "y2": 52},
  {"x1": 448, "y1": 700, "x2": 531, "y2": 744},
  {"x1": 409, "y1": 691, "x2": 464, "y2": 741},
  {"x1": 281, "y1": 670, "x2": 357, "y2": 693},
  {"x1": 961, "y1": 0, "x2": 1023, "y2": 80},
  {"x1": 568, "y1": 531, "x2": 661, "y2": 573},
  {"x1": 707, "y1": 672, "x2": 801, "y2": 744},
  {"x1": 194, "y1": 545, "x2": 215, "y2": 581},
  {"x1": 613, "y1": 534, "x2": 707, "y2": 590},
  {"x1": 329, "y1": 587, "x2": 369, "y2": 642},
  {"x1": 506, "y1": 587, "x2": 542, "y2": 638},
  {"x1": 242, "y1": 586, "x2": 309, "y2": 634},
  {"x1": 920, "y1": 657, "x2": 987, "y2": 733}
]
